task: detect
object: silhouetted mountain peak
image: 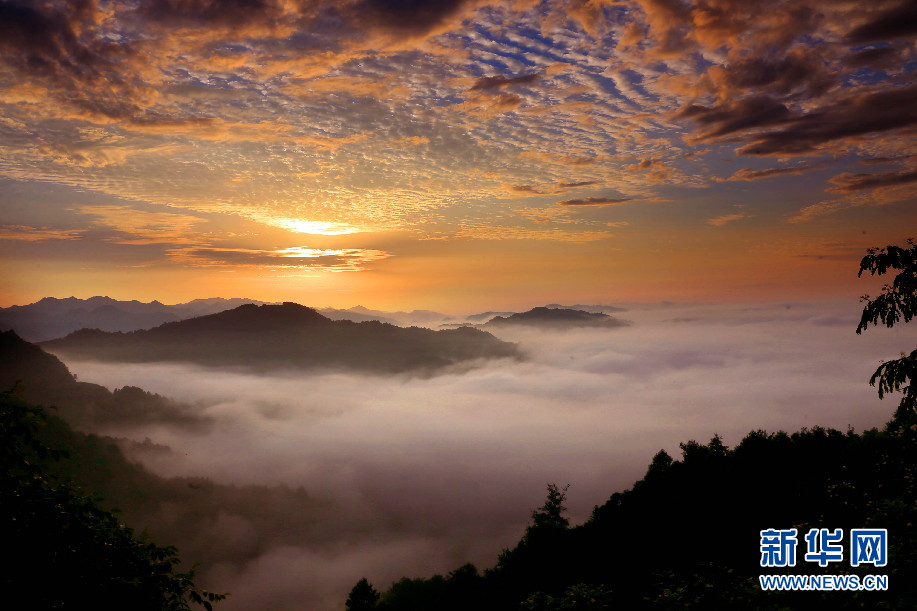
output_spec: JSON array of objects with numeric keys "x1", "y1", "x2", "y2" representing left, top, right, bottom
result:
[
  {"x1": 485, "y1": 307, "x2": 628, "y2": 328},
  {"x1": 0, "y1": 329, "x2": 75, "y2": 392},
  {"x1": 119, "y1": 302, "x2": 332, "y2": 338},
  {"x1": 43, "y1": 302, "x2": 520, "y2": 374},
  {"x1": 0, "y1": 331, "x2": 211, "y2": 430},
  {"x1": 0, "y1": 296, "x2": 267, "y2": 342}
]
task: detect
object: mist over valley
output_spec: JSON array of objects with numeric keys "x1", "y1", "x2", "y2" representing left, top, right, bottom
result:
[{"x1": 9, "y1": 298, "x2": 905, "y2": 610}]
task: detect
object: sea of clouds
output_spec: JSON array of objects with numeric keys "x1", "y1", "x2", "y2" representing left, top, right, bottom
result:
[{"x1": 59, "y1": 300, "x2": 908, "y2": 610}]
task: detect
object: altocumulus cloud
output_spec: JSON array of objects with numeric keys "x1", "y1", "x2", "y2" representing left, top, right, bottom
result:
[{"x1": 557, "y1": 196, "x2": 635, "y2": 207}]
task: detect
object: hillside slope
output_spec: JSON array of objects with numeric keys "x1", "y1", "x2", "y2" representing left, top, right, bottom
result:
[{"x1": 43, "y1": 302, "x2": 521, "y2": 374}]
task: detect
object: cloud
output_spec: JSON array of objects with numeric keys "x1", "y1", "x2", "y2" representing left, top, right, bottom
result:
[
  {"x1": 140, "y1": 0, "x2": 478, "y2": 40},
  {"x1": 714, "y1": 165, "x2": 819, "y2": 182},
  {"x1": 0, "y1": 225, "x2": 82, "y2": 241},
  {"x1": 456, "y1": 224, "x2": 613, "y2": 242},
  {"x1": 469, "y1": 72, "x2": 541, "y2": 91},
  {"x1": 847, "y1": 44, "x2": 909, "y2": 69},
  {"x1": 77, "y1": 205, "x2": 207, "y2": 245},
  {"x1": 707, "y1": 48, "x2": 834, "y2": 99},
  {"x1": 679, "y1": 96, "x2": 794, "y2": 142},
  {"x1": 557, "y1": 196, "x2": 634, "y2": 207},
  {"x1": 1, "y1": 0, "x2": 915, "y2": 267},
  {"x1": 508, "y1": 184, "x2": 546, "y2": 194},
  {"x1": 788, "y1": 200, "x2": 848, "y2": 223},
  {"x1": 706, "y1": 213, "x2": 747, "y2": 227},
  {"x1": 59, "y1": 301, "x2": 902, "y2": 609},
  {"x1": 681, "y1": 83, "x2": 917, "y2": 157},
  {"x1": 859, "y1": 154, "x2": 914, "y2": 165},
  {"x1": 845, "y1": 1, "x2": 917, "y2": 43},
  {"x1": 276, "y1": 219, "x2": 369, "y2": 235},
  {"x1": 139, "y1": 0, "x2": 286, "y2": 28},
  {"x1": 345, "y1": 0, "x2": 478, "y2": 38},
  {"x1": 736, "y1": 84, "x2": 917, "y2": 156},
  {"x1": 827, "y1": 170, "x2": 917, "y2": 193},
  {"x1": 168, "y1": 246, "x2": 390, "y2": 271},
  {"x1": 556, "y1": 180, "x2": 600, "y2": 189}
]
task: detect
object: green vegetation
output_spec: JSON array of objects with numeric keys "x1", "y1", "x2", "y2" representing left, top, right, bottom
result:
[{"x1": 0, "y1": 387, "x2": 226, "y2": 610}]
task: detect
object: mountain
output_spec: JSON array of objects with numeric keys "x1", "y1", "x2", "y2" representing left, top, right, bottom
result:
[
  {"x1": 544, "y1": 303, "x2": 627, "y2": 313},
  {"x1": 465, "y1": 311, "x2": 516, "y2": 323},
  {"x1": 318, "y1": 307, "x2": 399, "y2": 325},
  {"x1": 347, "y1": 305, "x2": 452, "y2": 326},
  {"x1": 0, "y1": 330, "x2": 207, "y2": 430},
  {"x1": 42, "y1": 302, "x2": 520, "y2": 374},
  {"x1": 484, "y1": 307, "x2": 628, "y2": 329},
  {"x1": 0, "y1": 296, "x2": 266, "y2": 342}
]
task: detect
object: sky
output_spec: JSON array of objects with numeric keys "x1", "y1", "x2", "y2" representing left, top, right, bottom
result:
[{"x1": 1, "y1": 0, "x2": 916, "y2": 310}]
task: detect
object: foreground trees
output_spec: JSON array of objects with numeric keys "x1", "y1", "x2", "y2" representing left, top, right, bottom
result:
[
  {"x1": 350, "y1": 427, "x2": 915, "y2": 610},
  {"x1": 346, "y1": 578, "x2": 381, "y2": 611},
  {"x1": 0, "y1": 388, "x2": 225, "y2": 610}
]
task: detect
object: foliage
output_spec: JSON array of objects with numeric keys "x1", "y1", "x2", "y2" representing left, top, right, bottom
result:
[
  {"x1": 521, "y1": 583, "x2": 615, "y2": 611},
  {"x1": 375, "y1": 563, "x2": 485, "y2": 611},
  {"x1": 857, "y1": 238, "x2": 917, "y2": 425},
  {"x1": 0, "y1": 388, "x2": 226, "y2": 610},
  {"x1": 366, "y1": 428, "x2": 916, "y2": 610},
  {"x1": 346, "y1": 578, "x2": 381, "y2": 611},
  {"x1": 529, "y1": 483, "x2": 570, "y2": 533},
  {"x1": 857, "y1": 238, "x2": 917, "y2": 332}
]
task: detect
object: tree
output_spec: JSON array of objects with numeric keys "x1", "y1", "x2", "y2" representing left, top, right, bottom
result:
[
  {"x1": 529, "y1": 483, "x2": 570, "y2": 533},
  {"x1": 0, "y1": 388, "x2": 226, "y2": 610},
  {"x1": 346, "y1": 578, "x2": 380, "y2": 611},
  {"x1": 857, "y1": 238, "x2": 917, "y2": 426},
  {"x1": 521, "y1": 583, "x2": 615, "y2": 611}
]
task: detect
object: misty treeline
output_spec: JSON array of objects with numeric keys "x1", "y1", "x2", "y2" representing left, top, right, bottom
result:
[{"x1": 347, "y1": 239, "x2": 917, "y2": 610}]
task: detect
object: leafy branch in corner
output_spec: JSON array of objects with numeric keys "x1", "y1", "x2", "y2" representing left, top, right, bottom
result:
[{"x1": 857, "y1": 238, "x2": 917, "y2": 426}]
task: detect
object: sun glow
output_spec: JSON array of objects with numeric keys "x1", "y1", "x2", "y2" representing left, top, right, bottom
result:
[{"x1": 279, "y1": 220, "x2": 365, "y2": 235}]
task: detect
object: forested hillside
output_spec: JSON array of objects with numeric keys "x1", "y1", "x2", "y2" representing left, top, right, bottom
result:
[
  {"x1": 0, "y1": 388, "x2": 224, "y2": 609},
  {"x1": 352, "y1": 426, "x2": 916, "y2": 610}
]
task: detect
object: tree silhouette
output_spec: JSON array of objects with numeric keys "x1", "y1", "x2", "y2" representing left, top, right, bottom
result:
[
  {"x1": 0, "y1": 388, "x2": 226, "y2": 610},
  {"x1": 346, "y1": 578, "x2": 380, "y2": 611},
  {"x1": 529, "y1": 483, "x2": 570, "y2": 533},
  {"x1": 857, "y1": 238, "x2": 917, "y2": 425}
]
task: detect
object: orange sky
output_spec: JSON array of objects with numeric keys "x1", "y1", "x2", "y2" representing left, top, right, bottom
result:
[{"x1": 1, "y1": 0, "x2": 915, "y2": 310}]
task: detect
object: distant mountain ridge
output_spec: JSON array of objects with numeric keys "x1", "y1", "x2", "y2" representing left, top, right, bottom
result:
[
  {"x1": 341, "y1": 305, "x2": 452, "y2": 326},
  {"x1": 0, "y1": 296, "x2": 267, "y2": 342},
  {"x1": 544, "y1": 303, "x2": 626, "y2": 314},
  {"x1": 317, "y1": 307, "x2": 399, "y2": 325},
  {"x1": 484, "y1": 307, "x2": 628, "y2": 328},
  {"x1": 42, "y1": 302, "x2": 520, "y2": 374}
]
